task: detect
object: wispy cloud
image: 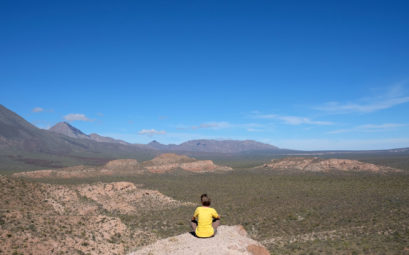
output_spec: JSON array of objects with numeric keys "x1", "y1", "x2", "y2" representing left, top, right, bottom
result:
[
  {"x1": 32, "y1": 107, "x2": 44, "y2": 113},
  {"x1": 192, "y1": 122, "x2": 231, "y2": 130},
  {"x1": 247, "y1": 128, "x2": 264, "y2": 132},
  {"x1": 328, "y1": 123, "x2": 406, "y2": 134},
  {"x1": 138, "y1": 129, "x2": 166, "y2": 136},
  {"x1": 315, "y1": 84, "x2": 409, "y2": 114},
  {"x1": 176, "y1": 121, "x2": 231, "y2": 130},
  {"x1": 64, "y1": 113, "x2": 92, "y2": 122},
  {"x1": 176, "y1": 121, "x2": 264, "y2": 130},
  {"x1": 254, "y1": 114, "x2": 332, "y2": 125}
]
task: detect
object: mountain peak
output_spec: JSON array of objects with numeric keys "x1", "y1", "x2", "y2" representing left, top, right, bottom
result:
[
  {"x1": 49, "y1": 122, "x2": 89, "y2": 139},
  {"x1": 147, "y1": 140, "x2": 169, "y2": 150}
]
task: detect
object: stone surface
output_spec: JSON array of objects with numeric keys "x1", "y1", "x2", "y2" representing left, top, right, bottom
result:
[{"x1": 128, "y1": 225, "x2": 269, "y2": 255}]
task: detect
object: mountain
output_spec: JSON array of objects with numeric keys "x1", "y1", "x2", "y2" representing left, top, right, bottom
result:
[
  {"x1": 49, "y1": 121, "x2": 89, "y2": 139},
  {"x1": 0, "y1": 104, "x2": 156, "y2": 170},
  {"x1": 49, "y1": 121, "x2": 129, "y2": 145},
  {"x1": 88, "y1": 133, "x2": 129, "y2": 145},
  {"x1": 147, "y1": 140, "x2": 174, "y2": 150},
  {"x1": 146, "y1": 139, "x2": 280, "y2": 153}
]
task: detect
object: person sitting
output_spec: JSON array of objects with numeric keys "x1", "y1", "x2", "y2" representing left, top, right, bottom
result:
[{"x1": 190, "y1": 194, "x2": 220, "y2": 238}]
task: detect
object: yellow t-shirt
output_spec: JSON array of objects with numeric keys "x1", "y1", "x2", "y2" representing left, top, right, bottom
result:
[{"x1": 193, "y1": 206, "x2": 219, "y2": 238}]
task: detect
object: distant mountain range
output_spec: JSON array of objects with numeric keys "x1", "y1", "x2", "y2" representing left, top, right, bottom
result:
[
  {"x1": 0, "y1": 104, "x2": 287, "y2": 170},
  {"x1": 146, "y1": 139, "x2": 279, "y2": 153},
  {"x1": 1, "y1": 104, "x2": 408, "y2": 171},
  {"x1": 47, "y1": 121, "x2": 280, "y2": 153}
]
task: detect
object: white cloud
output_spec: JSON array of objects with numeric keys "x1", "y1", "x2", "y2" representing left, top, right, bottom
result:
[
  {"x1": 255, "y1": 114, "x2": 332, "y2": 125},
  {"x1": 138, "y1": 129, "x2": 166, "y2": 136},
  {"x1": 32, "y1": 107, "x2": 44, "y2": 113},
  {"x1": 315, "y1": 84, "x2": 409, "y2": 114},
  {"x1": 64, "y1": 113, "x2": 92, "y2": 122},
  {"x1": 328, "y1": 123, "x2": 406, "y2": 134}
]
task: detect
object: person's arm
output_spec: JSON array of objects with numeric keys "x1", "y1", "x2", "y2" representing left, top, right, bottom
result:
[
  {"x1": 192, "y1": 207, "x2": 199, "y2": 221},
  {"x1": 212, "y1": 208, "x2": 220, "y2": 219}
]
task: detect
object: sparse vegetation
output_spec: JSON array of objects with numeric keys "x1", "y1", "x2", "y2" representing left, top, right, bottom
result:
[
  {"x1": 118, "y1": 170, "x2": 409, "y2": 254},
  {"x1": 2, "y1": 160, "x2": 409, "y2": 254}
]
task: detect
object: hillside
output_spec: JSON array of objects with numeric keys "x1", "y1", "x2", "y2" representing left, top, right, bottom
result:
[{"x1": 0, "y1": 175, "x2": 193, "y2": 255}]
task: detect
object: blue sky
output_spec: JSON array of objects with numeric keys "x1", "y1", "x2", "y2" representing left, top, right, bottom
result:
[{"x1": 1, "y1": 0, "x2": 409, "y2": 150}]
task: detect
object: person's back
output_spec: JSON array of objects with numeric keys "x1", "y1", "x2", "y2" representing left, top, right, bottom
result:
[{"x1": 191, "y1": 194, "x2": 220, "y2": 238}]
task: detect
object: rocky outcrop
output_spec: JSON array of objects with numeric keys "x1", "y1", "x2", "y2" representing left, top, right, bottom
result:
[
  {"x1": 13, "y1": 154, "x2": 232, "y2": 179},
  {"x1": 128, "y1": 225, "x2": 269, "y2": 255},
  {"x1": 262, "y1": 157, "x2": 401, "y2": 173},
  {"x1": 144, "y1": 153, "x2": 233, "y2": 173},
  {"x1": 104, "y1": 159, "x2": 140, "y2": 169}
]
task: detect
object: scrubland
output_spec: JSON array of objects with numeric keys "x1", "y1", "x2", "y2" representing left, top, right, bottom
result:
[{"x1": 32, "y1": 167, "x2": 409, "y2": 255}]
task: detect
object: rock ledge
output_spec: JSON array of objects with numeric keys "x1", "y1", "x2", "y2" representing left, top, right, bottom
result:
[{"x1": 128, "y1": 225, "x2": 269, "y2": 255}]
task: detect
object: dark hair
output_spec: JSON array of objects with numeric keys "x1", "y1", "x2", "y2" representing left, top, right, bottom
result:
[{"x1": 201, "y1": 194, "x2": 211, "y2": 206}]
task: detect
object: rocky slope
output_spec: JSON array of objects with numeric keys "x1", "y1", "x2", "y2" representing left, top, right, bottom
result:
[
  {"x1": 13, "y1": 153, "x2": 232, "y2": 178},
  {"x1": 128, "y1": 225, "x2": 269, "y2": 255},
  {"x1": 261, "y1": 157, "x2": 401, "y2": 173},
  {"x1": 0, "y1": 175, "x2": 192, "y2": 255}
]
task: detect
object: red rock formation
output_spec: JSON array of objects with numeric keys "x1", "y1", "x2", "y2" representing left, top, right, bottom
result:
[{"x1": 263, "y1": 157, "x2": 401, "y2": 173}]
